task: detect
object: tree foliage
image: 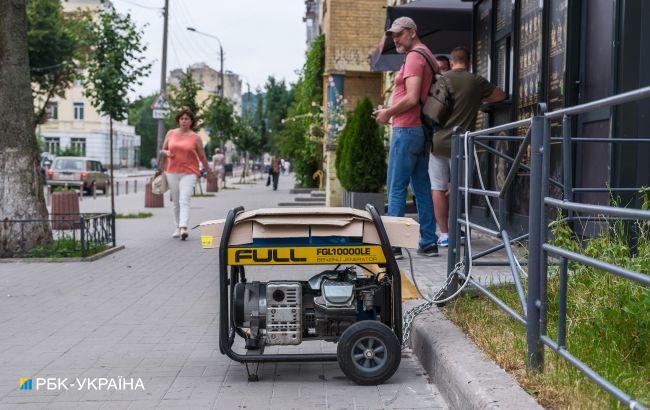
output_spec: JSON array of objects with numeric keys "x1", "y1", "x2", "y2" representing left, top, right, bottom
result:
[
  {"x1": 83, "y1": 2, "x2": 150, "y2": 122},
  {"x1": 203, "y1": 95, "x2": 235, "y2": 147},
  {"x1": 27, "y1": 0, "x2": 90, "y2": 126},
  {"x1": 336, "y1": 97, "x2": 386, "y2": 193},
  {"x1": 167, "y1": 69, "x2": 203, "y2": 128},
  {"x1": 276, "y1": 35, "x2": 325, "y2": 187},
  {"x1": 127, "y1": 94, "x2": 157, "y2": 166}
]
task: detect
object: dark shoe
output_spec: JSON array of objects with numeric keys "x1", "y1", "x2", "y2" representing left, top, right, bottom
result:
[
  {"x1": 391, "y1": 246, "x2": 403, "y2": 260},
  {"x1": 417, "y1": 243, "x2": 439, "y2": 257}
]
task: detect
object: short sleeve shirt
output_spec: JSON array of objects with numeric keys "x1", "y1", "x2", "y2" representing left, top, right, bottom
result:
[
  {"x1": 433, "y1": 68, "x2": 496, "y2": 157},
  {"x1": 392, "y1": 46, "x2": 438, "y2": 127}
]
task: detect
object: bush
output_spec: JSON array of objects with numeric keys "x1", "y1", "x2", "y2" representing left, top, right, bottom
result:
[{"x1": 336, "y1": 97, "x2": 386, "y2": 193}]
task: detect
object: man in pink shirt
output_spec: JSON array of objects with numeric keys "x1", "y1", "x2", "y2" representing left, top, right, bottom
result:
[{"x1": 374, "y1": 16, "x2": 440, "y2": 258}]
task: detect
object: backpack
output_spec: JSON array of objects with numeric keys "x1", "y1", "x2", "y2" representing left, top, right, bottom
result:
[{"x1": 410, "y1": 49, "x2": 455, "y2": 128}]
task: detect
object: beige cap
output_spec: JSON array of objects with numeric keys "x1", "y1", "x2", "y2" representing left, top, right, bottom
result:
[{"x1": 386, "y1": 16, "x2": 417, "y2": 34}]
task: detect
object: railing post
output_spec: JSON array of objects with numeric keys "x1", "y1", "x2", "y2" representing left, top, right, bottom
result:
[
  {"x1": 558, "y1": 114, "x2": 572, "y2": 348},
  {"x1": 463, "y1": 134, "x2": 475, "y2": 275},
  {"x1": 80, "y1": 215, "x2": 86, "y2": 257},
  {"x1": 111, "y1": 211, "x2": 116, "y2": 247},
  {"x1": 446, "y1": 128, "x2": 462, "y2": 296},
  {"x1": 539, "y1": 115, "x2": 552, "y2": 338},
  {"x1": 526, "y1": 115, "x2": 544, "y2": 372}
]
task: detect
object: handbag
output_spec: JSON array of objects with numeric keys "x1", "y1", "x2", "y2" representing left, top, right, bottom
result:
[
  {"x1": 150, "y1": 153, "x2": 168, "y2": 195},
  {"x1": 266, "y1": 175, "x2": 271, "y2": 186}
]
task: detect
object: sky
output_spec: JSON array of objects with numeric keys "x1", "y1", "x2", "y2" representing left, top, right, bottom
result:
[{"x1": 111, "y1": 0, "x2": 308, "y2": 98}]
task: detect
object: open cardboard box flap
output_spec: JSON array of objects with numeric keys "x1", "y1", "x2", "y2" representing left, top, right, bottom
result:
[{"x1": 197, "y1": 208, "x2": 419, "y2": 249}]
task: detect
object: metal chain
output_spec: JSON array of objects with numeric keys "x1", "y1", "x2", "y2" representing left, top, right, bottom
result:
[{"x1": 401, "y1": 262, "x2": 465, "y2": 348}]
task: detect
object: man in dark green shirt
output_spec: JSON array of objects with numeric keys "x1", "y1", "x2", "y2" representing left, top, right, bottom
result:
[{"x1": 429, "y1": 47, "x2": 506, "y2": 247}]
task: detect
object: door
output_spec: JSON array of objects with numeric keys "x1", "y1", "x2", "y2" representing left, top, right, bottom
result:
[{"x1": 575, "y1": 0, "x2": 616, "y2": 207}]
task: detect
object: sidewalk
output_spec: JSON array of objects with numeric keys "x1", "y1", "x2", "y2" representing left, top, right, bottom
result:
[{"x1": 0, "y1": 175, "x2": 448, "y2": 409}]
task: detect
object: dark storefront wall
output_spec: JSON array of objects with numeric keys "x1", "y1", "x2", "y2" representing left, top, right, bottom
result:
[{"x1": 469, "y1": 0, "x2": 649, "y2": 232}]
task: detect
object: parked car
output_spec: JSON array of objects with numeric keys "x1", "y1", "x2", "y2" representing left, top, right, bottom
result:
[
  {"x1": 39, "y1": 153, "x2": 54, "y2": 183},
  {"x1": 46, "y1": 157, "x2": 109, "y2": 193}
]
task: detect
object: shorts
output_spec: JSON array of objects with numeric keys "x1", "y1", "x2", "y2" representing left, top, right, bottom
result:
[{"x1": 428, "y1": 153, "x2": 451, "y2": 191}]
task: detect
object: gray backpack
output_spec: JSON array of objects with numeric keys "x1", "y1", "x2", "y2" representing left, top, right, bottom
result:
[{"x1": 411, "y1": 49, "x2": 455, "y2": 127}]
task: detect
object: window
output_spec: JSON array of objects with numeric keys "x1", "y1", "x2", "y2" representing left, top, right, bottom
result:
[
  {"x1": 70, "y1": 138, "x2": 86, "y2": 156},
  {"x1": 73, "y1": 102, "x2": 84, "y2": 120},
  {"x1": 45, "y1": 102, "x2": 58, "y2": 120},
  {"x1": 44, "y1": 137, "x2": 60, "y2": 154}
]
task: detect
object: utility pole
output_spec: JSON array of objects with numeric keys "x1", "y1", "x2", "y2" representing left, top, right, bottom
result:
[
  {"x1": 220, "y1": 48, "x2": 224, "y2": 98},
  {"x1": 156, "y1": 0, "x2": 169, "y2": 153}
]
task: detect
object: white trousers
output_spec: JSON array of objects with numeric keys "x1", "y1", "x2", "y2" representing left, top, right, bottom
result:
[{"x1": 165, "y1": 173, "x2": 197, "y2": 228}]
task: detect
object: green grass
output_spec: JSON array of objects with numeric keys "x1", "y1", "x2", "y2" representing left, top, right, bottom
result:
[
  {"x1": 446, "y1": 209, "x2": 650, "y2": 409},
  {"x1": 24, "y1": 238, "x2": 110, "y2": 258},
  {"x1": 115, "y1": 212, "x2": 153, "y2": 219}
]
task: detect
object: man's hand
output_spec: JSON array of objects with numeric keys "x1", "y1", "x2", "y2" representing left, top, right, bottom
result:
[{"x1": 374, "y1": 108, "x2": 391, "y2": 125}]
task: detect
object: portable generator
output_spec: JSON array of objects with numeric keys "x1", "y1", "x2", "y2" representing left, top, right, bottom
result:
[{"x1": 212, "y1": 204, "x2": 414, "y2": 385}]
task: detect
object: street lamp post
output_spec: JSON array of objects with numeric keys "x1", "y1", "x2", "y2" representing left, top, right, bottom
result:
[{"x1": 186, "y1": 27, "x2": 224, "y2": 97}]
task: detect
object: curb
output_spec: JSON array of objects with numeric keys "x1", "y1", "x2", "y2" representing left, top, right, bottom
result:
[
  {"x1": 409, "y1": 306, "x2": 541, "y2": 410},
  {"x1": 0, "y1": 245, "x2": 125, "y2": 263}
]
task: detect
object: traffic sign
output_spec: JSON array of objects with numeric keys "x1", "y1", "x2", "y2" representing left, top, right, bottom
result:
[
  {"x1": 152, "y1": 109, "x2": 169, "y2": 119},
  {"x1": 151, "y1": 93, "x2": 169, "y2": 110}
]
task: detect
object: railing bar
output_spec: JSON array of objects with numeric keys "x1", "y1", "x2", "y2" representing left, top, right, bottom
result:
[
  {"x1": 466, "y1": 188, "x2": 501, "y2": 197},
  {"x1": 472, "y1": 136, "x2": 527, "y2": 141},
  {"x1": 542, "y1": 244, "x2": 650, "y2": 286},
  {"x1": 550, "y1": 137, "x2": 650, "y2": 143},
  {"x1": 545, "y1": 85, "x2": 650, "y2": 119},
  {"x1": 545, "y1": 197, "x2": 650, "y2": 220},
  {"x1": 502, "y1": 231, "x2": 527, "y2": 317},
  {"x1": 472, "y1": 232, "x2": 530, "y2": 260},
  {"x1": 464, "y1": 118, "x2": 532, "y2": 137},
  {"x1": 457, "y1": 219, "x2": 500, "y2": 237},
  {"x1": 472, "y1": 259, "x2": 528, "y2": 266},
  {"x1": 456, "y1": 271, "x2": 527, "y2": 326},
  {"x1": 572, "y1": 187, "x2": 644, "y2": 192},
  {"x1": 540, "y1": 336, "x2": 645, "y2": 410}
]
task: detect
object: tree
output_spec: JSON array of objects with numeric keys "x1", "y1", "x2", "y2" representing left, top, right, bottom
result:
[
  {"x1": 232, "y1": 118, "x2": 262, "y2": 181},
  {"x1": 84, "y1": 1, "x2": 150, "y2": 213},
  {"x1": 336, "y1": 97, "x2": 386, "y2": 193},
  {"x1": 127, "y1": 94, "x2": 157, "y2": 167},
  {"x1": 276, "y1": 35, "x2": 325, "y2": 187},
  {"x1": 167, "y1": 69, "x2": 203, "y2": 127},
  {"x1": 0, "y1": 0, "x2": 52, "y2": 257},
  {"x1": 263, "y1": 76, "x2": 292, "y2": 151},
  {"x1": 27, "y1": 0, "x2": 90, "y2": 126},
  {"x1": 203, "y1": 95, "x2": 235, "y2": 149}
]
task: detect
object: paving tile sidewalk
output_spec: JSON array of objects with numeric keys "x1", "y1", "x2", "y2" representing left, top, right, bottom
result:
[{"x1": 0, "y1": 175, "x2": 448, "y2": 409}]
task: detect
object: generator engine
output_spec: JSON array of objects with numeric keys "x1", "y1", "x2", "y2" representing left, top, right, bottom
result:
[{"x1": 233, "y1": 267, "x2": 387, "y2": 346}]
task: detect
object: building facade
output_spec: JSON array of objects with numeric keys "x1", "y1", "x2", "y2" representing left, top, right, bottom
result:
[
  {"x1": 316, "y1": 0, "x2": 386, "y2": 206},
  {"x1": 37, "y1": 0, "x2": 141, "y2": 168}
]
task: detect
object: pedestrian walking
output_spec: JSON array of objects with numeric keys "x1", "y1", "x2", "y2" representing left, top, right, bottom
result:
[
  {"x1": 211, "y1": 148, "x2": 225, "y2": 190},
  {"x1": 429, "y1": 47, "x2": 506, "y2": 247},
  {"x1": 161, "y1": 108, "x2": 212, "y2": 240},
  {"x1": 270, "y1": 155, "x2": 281, "y2": 190},
  {"x1": 374, "y1": 16, "x2": 440, "y2": 259}
]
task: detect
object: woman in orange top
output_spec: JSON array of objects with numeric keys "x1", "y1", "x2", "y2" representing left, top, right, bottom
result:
[{"x1": 161, "y1": 108, "x2": 211, "y2": 240}]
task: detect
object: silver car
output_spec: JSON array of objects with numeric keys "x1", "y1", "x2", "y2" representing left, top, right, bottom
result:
[{"x1": 46, "y1": 157, "x2": 109, "y2": 193}]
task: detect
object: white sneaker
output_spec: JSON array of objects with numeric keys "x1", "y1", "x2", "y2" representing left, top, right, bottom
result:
[
  {"x1": 180, "y1": 227, "x2": 188, "y2": 240},
  {"x1": 172, "y1": 228, "x2": 180, "y2": 238}
]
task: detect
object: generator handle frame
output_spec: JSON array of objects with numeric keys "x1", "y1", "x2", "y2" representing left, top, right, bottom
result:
[{"x1": 218, "y1": 204, "x2": 402, "y2": 363}]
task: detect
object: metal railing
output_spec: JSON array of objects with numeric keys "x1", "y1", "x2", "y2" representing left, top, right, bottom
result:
[
  {"x1": 447, "y1": 85, "x2": 650, "y2": 409},
  {"x1": 1, "y1": 213, "x2": 116, "y2": 258}
]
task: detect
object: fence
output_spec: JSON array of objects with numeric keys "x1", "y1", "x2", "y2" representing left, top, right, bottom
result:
[
  {"x1": 447, "y1": 85, "x2": 650, "y2": 409},
  {"x1": 1, "y1": 213, "x2": 116, "y2": 258}
]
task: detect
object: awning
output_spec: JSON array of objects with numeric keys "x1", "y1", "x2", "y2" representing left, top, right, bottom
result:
[{"x1": 370, "y1": 0, "x2": 473, "y2": 72}]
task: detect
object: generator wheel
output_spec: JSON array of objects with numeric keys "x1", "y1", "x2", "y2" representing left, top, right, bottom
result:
[{"x1": 336, "y1": 321, "x2": 401, "y2": 385}]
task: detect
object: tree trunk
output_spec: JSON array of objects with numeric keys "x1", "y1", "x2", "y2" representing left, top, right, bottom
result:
[
  {"x1": 109, "y1": 117, "x2": 115, "y2": 214},
  {"x1": 0, "y1": 0, "x2": 52, "y2": 257}
]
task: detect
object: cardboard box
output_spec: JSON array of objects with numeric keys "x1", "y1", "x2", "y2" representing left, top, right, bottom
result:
[{"x1": 197, "y1": 208, "x2": 419, "y2": 250}]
